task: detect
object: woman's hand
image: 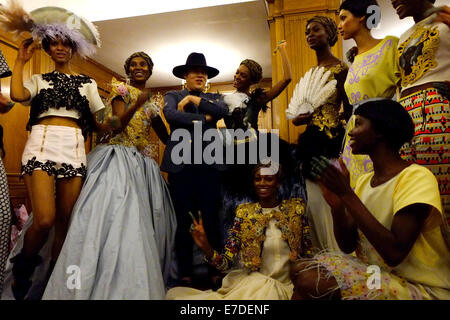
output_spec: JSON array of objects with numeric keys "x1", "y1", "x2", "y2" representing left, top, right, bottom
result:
[
  {"x1": 17, "y1": 38, "x2": 36, "y2": 63},
  {"x1": 292, "y1": 112, "x2": 313, "y2": 126},
  {"x1": 311, "y1": 156, "x2": 352, "y2": 198},
  {"x1": 189, "y1": 211, "x2": 213, "y2": 256},
  {"x1": 275, "y1": 40, "x2": 287, "y2": 53}
]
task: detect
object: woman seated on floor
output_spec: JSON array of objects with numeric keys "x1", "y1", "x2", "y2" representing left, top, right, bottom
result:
[
  {"x1": 166, "y1": 161, "x2": 312, "y2": 300},
  {"x1": 290, "y1": 98, "x2": 450, "y2": 300}
]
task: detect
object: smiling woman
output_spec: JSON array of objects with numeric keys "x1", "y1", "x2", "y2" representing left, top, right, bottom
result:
[
  {"x1": 167, "y1": 162, "x2": 313, "y2": 300},
  {"x1": 42, "y1": 51, "x2": 176, "y2": 300}
]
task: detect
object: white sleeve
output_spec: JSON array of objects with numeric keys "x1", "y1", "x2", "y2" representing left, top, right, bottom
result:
[
  {"x1": 86, "y1": 79, "x2": 105, "y2": 114},
  {"x1": 22, "y1": 74, "x2": 40, "y2": 106}
]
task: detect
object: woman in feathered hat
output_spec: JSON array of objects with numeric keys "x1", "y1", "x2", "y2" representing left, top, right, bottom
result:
[{"x1": 0, "y1": 1, "x2": 115, "y2": 300}]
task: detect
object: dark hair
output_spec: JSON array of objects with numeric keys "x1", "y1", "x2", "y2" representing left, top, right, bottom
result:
[
  {"x1": 252, "y1": 161, "x2": 283, "y2": 182},
  {"x1": 339, "y1": 0, "x2": 379, "y2": 20},
  {"x1": 306, "y1": 16, "x2": 339, "y2": 47},
  {"x1": 354, "y1": 98, "x2": 414, "y2": 151},
  {"x1": 296, "y1": 125, "x2": 344, "y2": 179},
  {"x1": 240, "y1": 59, "x2": 263, "y2": 84},
  {"x1": 41, "y1": 36, "x2": 76, "y2": 54},
  {"x1": 124, "y1": 52, "x2": 154, "y2": 78}
]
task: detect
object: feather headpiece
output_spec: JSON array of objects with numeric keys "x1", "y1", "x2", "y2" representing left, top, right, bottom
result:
[{"x1": 0, "y1": 0, "x2": 101, "y2": 59}]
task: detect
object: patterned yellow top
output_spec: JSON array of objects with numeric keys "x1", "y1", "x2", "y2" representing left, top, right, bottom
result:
[
  {"x1": 207, "y1": 198, "x2": 312, "y2": 272},
  {"x1": 310, "y1": 62, "x2": 348, "y2": 138},
  {"x1": 106, "y1": 78, "x2": 160, "y2": 158}
]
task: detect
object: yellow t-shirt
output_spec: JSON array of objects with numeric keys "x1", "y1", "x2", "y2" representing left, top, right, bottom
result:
[{"x1": 354, "y1": 164, "x2": 450, "y2": 291}]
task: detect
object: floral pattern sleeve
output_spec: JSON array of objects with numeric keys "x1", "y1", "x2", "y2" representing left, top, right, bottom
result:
[{"x1": 205, "y1": 216, "x2": 243, "y2": 272}]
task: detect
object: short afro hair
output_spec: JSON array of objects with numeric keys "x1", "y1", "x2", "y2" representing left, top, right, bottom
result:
[{"x1": 354, "y1": 98, "x2": 414, "y2": 151}]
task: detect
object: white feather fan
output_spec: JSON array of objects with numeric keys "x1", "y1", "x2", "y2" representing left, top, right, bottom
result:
[{"x1": 286, "y1": 66, "x2": 337, "y2": 119}]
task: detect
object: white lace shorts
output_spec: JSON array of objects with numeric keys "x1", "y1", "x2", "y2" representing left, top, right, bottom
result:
[{"x1": 21, "y1": 125, "x2": 87, "y2": 178}]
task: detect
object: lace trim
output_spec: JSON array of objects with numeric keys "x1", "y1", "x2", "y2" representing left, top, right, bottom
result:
[{"x1": 21, "y1": 156, "x2": 87, "y2": 178}]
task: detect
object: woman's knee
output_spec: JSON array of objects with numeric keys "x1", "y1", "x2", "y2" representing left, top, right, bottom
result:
[{"x1": 33, "y1": 213, "x2": 56, "y2": 231}]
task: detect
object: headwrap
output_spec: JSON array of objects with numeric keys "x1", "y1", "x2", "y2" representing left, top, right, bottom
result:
[
  {"x1": 306, "y1": 16, "x2": 338, "y2": 47},
  {"x1": 240, "y1": 59, "x2": 262, "y2": 84},
  {"x1": 354, "y1": 98, "x2": 415, "y2": 151},
  {"x1": 0, "y1": 0, "x2": 100, "y2": 59},
  {"x1": 124, "y1": 52, "x2": 154, "y2": 77}
]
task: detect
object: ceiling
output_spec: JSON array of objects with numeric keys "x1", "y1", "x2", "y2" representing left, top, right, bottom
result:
[
  {"x1": 7, "y1": 0, "x2": 450, "y2": 87},
  {"x1": 15, "y1": 0, "x2": 271, "y2": 88},
  {"x1": 342, "y1": 0, "x2": 449, "y2": 60}
]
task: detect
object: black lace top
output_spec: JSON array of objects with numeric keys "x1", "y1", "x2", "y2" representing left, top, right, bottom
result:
[{"x1": 25, "y1": 71, "x2": 105, "y2": 139}]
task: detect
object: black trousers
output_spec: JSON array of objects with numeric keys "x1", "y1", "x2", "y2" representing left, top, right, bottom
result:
[{"x1": 168, "y1": 165, "x2": 223, "y2": 278}]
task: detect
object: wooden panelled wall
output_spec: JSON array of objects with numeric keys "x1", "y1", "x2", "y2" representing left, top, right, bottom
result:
[
  {"x1": 266, "y1": 0, "x2": 343, "y2": 143},
  {"x1": 0, "y1": 0, "x2": 342, "y2": 211}
]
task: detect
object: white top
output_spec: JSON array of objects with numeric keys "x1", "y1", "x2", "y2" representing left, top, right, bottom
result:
[
  {"x1": 397, "y1": 14, "x2": 450, "y2": 91},
  {"x1": 23, "y1": 72, "x2": 105, "y2": 119}
]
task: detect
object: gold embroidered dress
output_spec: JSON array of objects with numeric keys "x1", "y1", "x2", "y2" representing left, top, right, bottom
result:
[
  {"x1": 106, "y1": 77, "x2": 160, "y2": 159},
  {"x1": 309, "y1": 62, "x2": 349, "y2": 139},
  {"x1": 166, "y1": 198, "x2": 312, "y2": 300}
]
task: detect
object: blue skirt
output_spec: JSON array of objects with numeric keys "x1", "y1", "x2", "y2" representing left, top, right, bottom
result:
[{"x1": 1, "y1": 144, "x2": 176, "y2": 300}]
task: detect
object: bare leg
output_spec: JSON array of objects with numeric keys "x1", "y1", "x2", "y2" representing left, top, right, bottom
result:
[
  {"x1": 11, "y1": 171, "x2": 56, "y2": 299},
  {"x1": 51, "y1": 176, "x2": 83, "y2": 262},
  {"x1": 22, "y1": 171, "x2": 56, "y2": 257},
  {"x1": 290, "y1": 260, "x2": 341, "y2": 300}
]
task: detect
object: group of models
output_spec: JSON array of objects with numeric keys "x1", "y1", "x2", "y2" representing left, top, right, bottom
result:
[{"x1": 0, "y1": 0, "x2": 448, "y2": 300}]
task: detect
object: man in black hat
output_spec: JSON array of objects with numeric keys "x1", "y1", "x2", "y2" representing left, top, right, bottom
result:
[{"x1": 161, "y1": 52, "x2": 228, "y2": 287}]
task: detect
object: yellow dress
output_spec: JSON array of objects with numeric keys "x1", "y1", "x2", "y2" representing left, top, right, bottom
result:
[{"x1": 341, "y1": 36, "x2": 401, "y2": 187}]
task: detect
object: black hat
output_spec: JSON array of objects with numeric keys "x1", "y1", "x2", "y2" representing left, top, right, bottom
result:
[{"x1": 172, "y1": 52, "x2": 219, "y2": 79}]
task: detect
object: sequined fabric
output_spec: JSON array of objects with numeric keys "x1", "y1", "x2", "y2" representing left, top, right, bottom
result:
[
  {"x1": 309, "y1": 62, "x2": 348, "y2": 138},
  {"x1": 206, "y1": 198, "x2": 311, "y2": 272},
  {"x1": 106, "y1": 78, "x2": 160, "y2": 159}
]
